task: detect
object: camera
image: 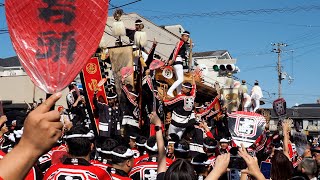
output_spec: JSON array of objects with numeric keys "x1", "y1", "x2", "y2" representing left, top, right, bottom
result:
[
  {"x1": 228, "y1": 147, "x2": 247, "y2": 170},
  {"x1": 228, "y1": 156, "x2": 247, "y2": 170}
]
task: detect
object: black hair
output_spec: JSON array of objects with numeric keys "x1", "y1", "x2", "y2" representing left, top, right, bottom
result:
[
  {"x1": 107, "y1": 92, "x2": 117, "y2": 99},
  {"x1": 145, "y1": 136, "x2": 158, "y2": 156},
  {"x1": 111, "y1": 146, "x2": 132, "y2": 165},
  {"x1": 136, "y1": 136, "x2": 147, "y2": 154},
  {"x1": 183, "y1": 82, "x2": 192, "y2": 88},
  {"x1": 100, "y1": 138, "x2": 119, "y2": 160},
  {"x1": 114, "y1": 136, "x2": 130, "y2": 148},
  {"x1": 135, "y1": 19, "x2": 142, "y2": 24},
  {"x1": 192, "y1": 153, "x2": 209, "y2": 175},
  {"x1": 79, "y1": 89, "x2": 84, "y2": 96},
  {"x1": 182, "y1": 125, "x2": 196, "y2": 141},
  {"x1": 289, "y1": 176, "x2": 308, "y2": 180},
  {"x1": 174, "y1": 139, "x2": 190, "y2": 159},
  {"x1": 164, "y1": 159, "x2": 196, "y2": 180},
  {"x1": 65, "y1": 125, "x2": 92, "y2": 157},
  {"x1": 68, "y1": 84, "x2": 75, "y2": 90},
  {"x1": 271, "y1": 136, "x2": 282, "y2": 148},
  {"x1": 154, "y1": 54, "x2": 161, "y2": 59},
  {"x1": 203, "y1": 137, "x2": 218, "y2": 154},
  {"x1": 125, "y1": 84, "x2": 134, "y2": 92},
  {"x1": 168, "y1": 133, "x2": 180, "y2": 143},
  {"x1": 136, "y1": 136, "x2": 147, "y2": 144},
  {"x1": 229, "y1": 147, "x2": 239, "y2": 156},
  {"x1": 182, "y1": 31, "x2": 190, "y2": 35}
]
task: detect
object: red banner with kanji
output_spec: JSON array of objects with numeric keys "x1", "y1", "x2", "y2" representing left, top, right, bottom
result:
[
  {"x1": 5, "y1": 0, "x2": 109, "y2": 93},
  {"x1": 81, "y1": 57, "x2": 107, "y2": 131}
]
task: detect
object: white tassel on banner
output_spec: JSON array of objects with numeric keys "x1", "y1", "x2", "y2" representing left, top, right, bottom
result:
[
  {"x1": 134, "y1": 31, "x2": 147, "y2": 47},
  {"x1": 99, "y1": 35, "x2": 108, "y2": 60},
  {"x1": 112, "y1": 21, "x2": 126, "y2": 37}
]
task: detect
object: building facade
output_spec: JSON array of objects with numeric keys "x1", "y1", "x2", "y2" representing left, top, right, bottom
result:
[
  {"x1": 193, "y1": 50, "x2": 238, "y2": 87},
  {"x1": 0, "y1": 57, "x2": 69, "y2": 108},
  {"x1": 268, "y1": 104, "x2": 320, "y2": 136}
]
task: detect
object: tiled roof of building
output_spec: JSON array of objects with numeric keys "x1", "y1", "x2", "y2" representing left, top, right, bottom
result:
[
  {"x1": 193, "y1": 50, "x2": 228, "y2": 58},
  {"x1": 0, "y1": 56, "x2": 20, "y2": 67}
]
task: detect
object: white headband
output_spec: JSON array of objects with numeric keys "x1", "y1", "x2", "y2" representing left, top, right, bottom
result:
[
  {"x1": 175, "y1": 144, "x2": 189, "y2": 152},
  {"x1": 145, "y1": 142, "x2": 158, "y2": 152},
  {"x1": 96, "y1": 148, "x2": 112, "y2": 155},
  {"x1": 203, "y1": 143, "x2": 217, "y2": 149},
  {"x1": 274, "y1": 147, "x2": 283, "y2": 151},
  {"x1": 219, "y1": 138, "x2": 230, "y2": 143},
  {"x1": 14, "y1": 128, "x2": 23, "y2": 139},
  {"x1": 107, "y1": 94, "x2": 118, "y2": 99},
  {"x1": 136, "y1": 142, "x2": 145, "y2": 147},
  {"x1": 182, "y1": 83, "x2": 192, "y2": 89},
  {"x1": 64, "y1": 131, "x2": 95, "y2": 140},
  {"x1": 1, "y1": 144, "x2": 12, "y2": 149},
  {"x1": 191, "y1": 158, "x2": 211, "y2": 166},
  {"x1": 112, "y1": 149, "x2": 134, "y2": 158}
]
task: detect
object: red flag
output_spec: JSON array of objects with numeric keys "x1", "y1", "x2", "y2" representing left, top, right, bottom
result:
[{"x1": 82, "y1": 57, "x2": 108, "y2": 131}]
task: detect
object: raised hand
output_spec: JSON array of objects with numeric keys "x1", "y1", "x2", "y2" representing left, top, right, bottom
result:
[
  {"x1": 21, "y1": 92, "x2": 63, "y2": 155},
  {"x1": 238, "y1": 144, "x2": 265, "y2": 180}
]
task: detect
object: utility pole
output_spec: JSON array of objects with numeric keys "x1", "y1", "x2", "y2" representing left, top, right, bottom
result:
[{"x1": 272, "y1": 43, "x2": 287, "y2": 98}]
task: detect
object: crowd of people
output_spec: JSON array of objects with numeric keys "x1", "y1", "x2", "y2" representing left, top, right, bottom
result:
[
  {"x1": 0, "y1": 19, "x2": 319, "y2": 180},
  {"x1": 0, "y1": 97, "x2": 319, "y2": 180}
]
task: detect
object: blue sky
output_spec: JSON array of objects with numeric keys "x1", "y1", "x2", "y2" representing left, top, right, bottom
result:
[{"x1": 1, "y1": 0, "x2": 320, "y2": 107}]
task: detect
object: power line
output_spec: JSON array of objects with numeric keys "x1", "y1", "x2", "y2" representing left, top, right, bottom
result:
[
  {"x1": 290, "y1": 41, "x2": 320, "y2": 50},
  {"x1": 282, "y1": 93, "x2": 319, "y2": 97},
  {"x1": 241, "y1": 65, "x2": 277, "y2": 72},
  {"x1": 0, "y1": 29, "x2": 8, "y2": 35},
  {"x1": 109, "y1": 0, "x2": 142, "y2": 10},
  {"x1": 285, "y1": 31, "x2": 320, "y2": 45},
  {"x1": 282, "y1": 45, "x2": 320, "y2": 64},
  {"x1": 147, "y1": 5, "x2": 320, "y2": 20},
  {"x1": 235, "y1": 51, "x2": 273, "y2": 57},
  {"x1": 220, "y1": 17, "x2": 320, "y2": 28}
]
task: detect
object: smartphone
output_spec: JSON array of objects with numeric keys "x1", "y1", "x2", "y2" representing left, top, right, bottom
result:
[
  {"x1": 260, "y1": 161, "x2": 271, "y2": 179},
  {"x1": 228, "y1": 156, "x2": 247, "y2": 170},
  {"x1": 228, "y1": 169, "x2": 241, "y2": 180}
]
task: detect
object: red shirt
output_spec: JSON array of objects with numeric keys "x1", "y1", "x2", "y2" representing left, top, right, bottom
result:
[
  {"x1": 90, "y1": 159, "x2": 111, "y2": 173},
  {"x1": 108, "y1": 168, "x2": 132, "y2": 180},
  {"x1": 44, "y1": 158, "x2": 111, "y2": 180},
  {"x1": 208, "y1": 155, "x2": 216, "y2": 167},
  {"x1": 130, "y1": 156, "x2": 172, "y2": 180},
  {"x1": 134, "y1": 154, "x2": 149, "y2": 165}
]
